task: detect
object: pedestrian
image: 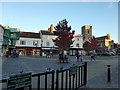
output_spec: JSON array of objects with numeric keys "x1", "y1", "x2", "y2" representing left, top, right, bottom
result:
[
  {"x1": 10, "y1": 51, "x2": 13, "y2": 57},
  {"x1": 76, "y1": 53, "x2": 80, "y2": 62},
  {"x1": 91, "y1": 53, "x2": 95, "y2": 61},
  {"x1": 59, "y1": 52, "x2": 63, "y2": 63},
  {"x1": 6, "y1": 50, "x2": 10, "y2": 58},
  {"x1": 46, "y1": 53, "x2": 49, "y2": 58},
  {"x1": 64, "y1": 55, "x2": 68, "y2": 62},
  {"x1": 80, "y1": 55, "x2": 83, "y2": 62},
  {"x1": 13, "y1": 50, "x2": 16, "y2": 58},
  {"x1": 16, "y1": 50, "x2": 19, "y2": 57}
]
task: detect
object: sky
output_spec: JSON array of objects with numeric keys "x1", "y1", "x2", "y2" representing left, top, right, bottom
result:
[{"x1": 1, "y1": 2, "x2": 118, "y2": 43}]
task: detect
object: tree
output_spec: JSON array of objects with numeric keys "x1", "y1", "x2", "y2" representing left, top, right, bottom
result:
[
  {"x1": 53, "y1": 19, "x2": 75, "y2": 54},
  {"x1": 83, "y1": 36, "x2": 99, "y2": 55},
  {"x1": 83, "y1": 41, "x2": 92, "y2": 55},
  {"x1": 90, "y1": 36, "x2": 99, "y2": 50}
]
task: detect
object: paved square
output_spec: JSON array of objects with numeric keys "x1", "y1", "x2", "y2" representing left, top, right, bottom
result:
[{"x1": 1, "y1": 55, "x2": 119, "y2": 88}]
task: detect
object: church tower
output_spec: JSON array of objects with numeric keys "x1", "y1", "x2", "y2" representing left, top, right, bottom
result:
[{"x1": 81, "y1": 25, "x2": 92, "y2": 42}]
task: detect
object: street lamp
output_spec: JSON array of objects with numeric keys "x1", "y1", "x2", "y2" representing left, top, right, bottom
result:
[
  {"x1": 34, "y1": 41, "x2": 38, "y2": 55},
  {"x1": 41, "y1": 39, "x2": 43, "y2": 56}
]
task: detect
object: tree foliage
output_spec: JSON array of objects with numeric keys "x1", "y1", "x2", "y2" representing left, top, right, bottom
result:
[
  {"x1": 53, "y1": 19, "x2": 75, "y2": 51},
  {"x1": 83, "y1": 36, "x2": 99, "y2": 53}
]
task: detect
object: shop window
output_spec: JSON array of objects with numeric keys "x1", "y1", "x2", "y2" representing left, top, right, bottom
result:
[
  {"x1": 76, "y1": 43, "x2": 79, "y2": 47},
  {"x1": 33, "y1": 41, "x2": 38, "y2": 46}
]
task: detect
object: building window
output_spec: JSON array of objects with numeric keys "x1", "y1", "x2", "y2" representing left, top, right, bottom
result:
[
  {"x1": 20, "y1": 41, "x2": 26, "y2": 45},
  {"x1": 0, "y1": 28, "x2": 3, "y2": 33},
  {"x1": 88, "y1": 30, "x2": 89, "y2": 34},
  {"x1": 46, "y1": 42, "x2": 50, "y2": 46},
  {"x1": 77, "y1": 38, "x2": 79, "y2": 41},
  {"x1": 33, "y1": 41, "x2": 38, "y2": 46},
  {"x1": 76, "y1": 43, "x2": 79, "y2": 47},
  {"x1": 100, "y1": 43, "x2": 103, "y2": 47}
]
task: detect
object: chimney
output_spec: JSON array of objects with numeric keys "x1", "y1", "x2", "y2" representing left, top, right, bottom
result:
[{"x1": 50, "y1": 24, "x2": 54, "y2": 33}]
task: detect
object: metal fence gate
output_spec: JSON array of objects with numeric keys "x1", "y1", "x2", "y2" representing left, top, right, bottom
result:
[{"x1": 0, "y1": 62, "x2": 87, "y2": 90}]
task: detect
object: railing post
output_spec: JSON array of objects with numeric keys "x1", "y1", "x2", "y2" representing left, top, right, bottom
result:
[
  {"x1": 84, "y1": 62, "x2": 87, "y2": 86},
  {"x1": 45, "y1": 72, "x2": 47, "y2": 90},
  {"x1": 107, "y1": 65, "x2": 111, "y2": 83},
  {"x1": 72, "y1": 75, "x2": 75, "y2": 90},
  {"x1": 69, "y1": 70, "x2": 71, "y2": 90},
  {"x1": 56, "y1": 70, "x2": 59, "y2": 90},
  {"x1": 29, "y1": 85, "x2": 32, "y2": 90},
  {"x1": 65, "y1": 70, "x2": 68, "y2": 90},
  {"x1": 38, "y1": 75, "x2": 40, "y2": 90},
  {"x1": 52, "y1": 70, "x2": 54, "y2": 90}
]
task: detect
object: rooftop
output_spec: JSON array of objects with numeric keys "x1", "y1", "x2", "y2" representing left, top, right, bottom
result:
[{"x1": 20, "y1": 32, "x2": 40, "y2": 38}]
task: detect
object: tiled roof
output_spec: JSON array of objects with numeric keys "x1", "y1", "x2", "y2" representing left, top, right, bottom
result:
[
  {"x1": 95, "y1": 36, "x2": 107, "y2": 39},
  {"x1": 41, "y1": 30, "x2": 54, "y2": 35},
  {"x1": 20, "y1": 32, "x2": 40, "y2": 38}
]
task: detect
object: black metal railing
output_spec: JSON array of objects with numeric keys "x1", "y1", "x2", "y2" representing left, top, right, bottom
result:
[{"x1": 0, "y1": 62, "x2": 87, "y2": 90}]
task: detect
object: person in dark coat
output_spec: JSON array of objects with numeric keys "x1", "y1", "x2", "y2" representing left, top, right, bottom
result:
[
  {"x1": 76, "y1": 53, "x2": 80, "y2": 62},
  {"x1": 91, "y1": 53, "x2": 95, "y2": 60},
  {"x1": 6, "y1": 50, "x2": 10, "y2": 58},
  {"x1": 59, "y1": 52, "x2": 63, "y2": 62}
]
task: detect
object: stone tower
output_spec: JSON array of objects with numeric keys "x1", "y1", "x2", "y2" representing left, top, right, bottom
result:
[{"x1": 81, "y1": 25, "x2": 92, "y2": 42}]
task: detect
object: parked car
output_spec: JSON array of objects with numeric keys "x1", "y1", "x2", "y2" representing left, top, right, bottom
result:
[
  {"x1": 96, "y1": 52, "x2": 112, "y2": 56},
  {"x1": 109, "y1": 52, "x2": 116, "y2": 56}
]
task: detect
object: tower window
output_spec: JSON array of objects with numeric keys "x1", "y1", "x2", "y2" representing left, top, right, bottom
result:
[{"x1": 88, "y1": 30, "x2": 89, "y2": 34}]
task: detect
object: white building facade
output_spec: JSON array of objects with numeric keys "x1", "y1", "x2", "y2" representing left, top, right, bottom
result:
[
  {"x1": 15, "y1": 32, "x2": 42, "y2": 56},
  {"x1": 40, "y1": 31, "x2": 83, "y2": 56},
  {"x1": 68, "y1": 34, "x2": 83, "y2": 55},
  {"x1": 40, "y1": 30, "x2": 58, "y2": 56},
  {"x1": 15, "y1": 24, "x2": 84, "y2": 56}
]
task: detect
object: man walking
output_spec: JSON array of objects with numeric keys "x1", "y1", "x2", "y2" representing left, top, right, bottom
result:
[{"x1": 91, "y1": 53, "x2": 95, "y2": 61}]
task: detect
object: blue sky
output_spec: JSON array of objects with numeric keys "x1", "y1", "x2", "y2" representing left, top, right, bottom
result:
[{"x1": 2, "y1": 2, "x2": 118, "y2": 43}]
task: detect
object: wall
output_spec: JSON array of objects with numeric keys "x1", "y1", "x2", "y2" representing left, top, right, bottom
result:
[
  {"x1": 72, "y1": 34, "x2": 83, "y2": 48},
  {"x1": 16, "y1": 37, "x2": 41, "y2": 47},
  {"x1": 0, "y1": 27, "x2": 4, "y2": 56},
  {"x1": 42, "y1": 35, "x2": 57, "y2": 47}
]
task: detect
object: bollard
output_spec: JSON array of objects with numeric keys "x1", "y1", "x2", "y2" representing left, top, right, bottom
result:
[{"x1": 107, "y1": 65, "x2": 111, "y2": 83}]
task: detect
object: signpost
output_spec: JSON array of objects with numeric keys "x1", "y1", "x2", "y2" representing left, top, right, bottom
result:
[
  {"x1": 7, "y1": 72, "x2": 32, "y2": 89},
  {"x1": 70, "y1": 64, "x2": 77, "y2": 76}
]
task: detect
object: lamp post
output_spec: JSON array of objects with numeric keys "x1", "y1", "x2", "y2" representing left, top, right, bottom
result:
[
  {"x1": 41, "y1": 39, "x2": 43, "y2": 56},
  {"x1": 34, "y1": 41, "x2": 38, "y2": 55}
]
